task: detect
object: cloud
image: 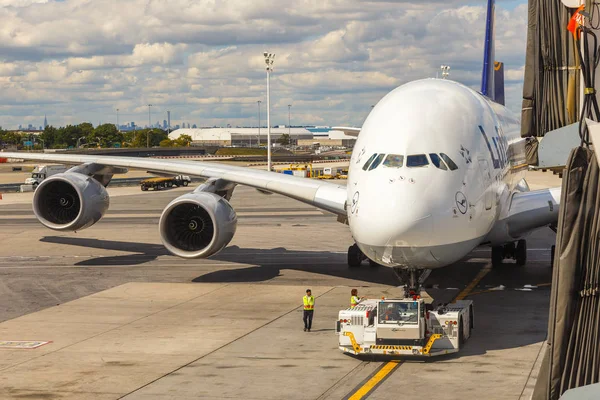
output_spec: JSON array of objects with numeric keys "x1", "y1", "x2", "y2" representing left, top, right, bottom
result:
[{"x1": 0, "y1": 0, "x2": 528, "y2": 129}]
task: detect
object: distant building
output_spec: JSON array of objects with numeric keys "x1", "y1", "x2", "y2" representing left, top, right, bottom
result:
[
  {"x1": 192, "y1": 124, "x2": 197, "y2": 129},
  {"x1": 43, "y1": 115, "x2": 48, "y2": 129},
  {"x1": 163, "y1": 120, "x2": 167, "y2": 130},
  {"x1": 168, "y1": 127, "x2": 356, "y2": 147}
]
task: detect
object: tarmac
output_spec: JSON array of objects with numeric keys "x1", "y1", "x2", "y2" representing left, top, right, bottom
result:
[{"x1": 0, "y1": 170, "x2": 558, "y2": 399}]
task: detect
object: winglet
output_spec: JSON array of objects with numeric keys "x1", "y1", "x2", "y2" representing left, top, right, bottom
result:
[{"x1": 331, "y1": 127, "x2": 361, "y2": 137}]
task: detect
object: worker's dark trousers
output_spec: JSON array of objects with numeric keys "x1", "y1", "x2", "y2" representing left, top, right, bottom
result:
[{"x1": 303, "y1": 310, "x2": 314, "y2": 329}]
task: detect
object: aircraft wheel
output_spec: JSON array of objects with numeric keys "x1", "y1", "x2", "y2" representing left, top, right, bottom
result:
[
  {"x1": 516, "y1": 239, "x2": 527, "y2": 266},
  {"x1": 347, "y1": 244, "x2": 363, "y2": 268},
  {"x1": 491, "y1": 246, "x2": 504, "y2": 268}
]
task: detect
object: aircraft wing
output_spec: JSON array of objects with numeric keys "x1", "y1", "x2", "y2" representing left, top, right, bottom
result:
[
  {"x1": 503, "y1": 186, "x2": 561, "y2": 237},
  {"x1": 0, "y1": 152, "x2": 347, "y2": 215}
]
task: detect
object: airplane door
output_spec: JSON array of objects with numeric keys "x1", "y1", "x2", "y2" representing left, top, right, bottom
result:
[{"x1": 478, "y1": 159, "x2": 492, "y2": 210}]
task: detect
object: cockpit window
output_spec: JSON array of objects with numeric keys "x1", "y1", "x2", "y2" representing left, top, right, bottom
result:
[
  {"x1": 383, "y1": 154, "x2": 404, "y2": 168},
  {"x1": 406, "y1": 154, "x2": 429, "y2": 167},
  {"x1": 429, "y1": 154, "x2": 448, "y2": 170},
  {"x1": 439, "y1": 153, "x2": 458, "y2": 170},
  {"x1": 368, "y1": 154, "x2": 386, "y2": 170},
  {"x1": 362, "y1": 153, "x2": 378, "y2": 171}
]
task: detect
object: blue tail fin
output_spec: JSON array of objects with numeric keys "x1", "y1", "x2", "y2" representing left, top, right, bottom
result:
[{"x1": 481, "y1": 0, "x2": 504, "y2": 105}]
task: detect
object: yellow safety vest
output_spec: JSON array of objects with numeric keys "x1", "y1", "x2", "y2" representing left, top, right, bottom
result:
[
  {"x1": 303, "y1": 295, "x2": 315, "y2": 310},
  {"x1": 350, "y1": 296, "x2": 360, "y2": 308}
]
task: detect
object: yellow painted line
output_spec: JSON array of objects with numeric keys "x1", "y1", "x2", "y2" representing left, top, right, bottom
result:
[
  {"x1": 536, "y1": 283, "x2": 552, "y2": 287},
  {"x1": 346, "y1": 361, "x2": 402, "y2": 400},
  {"x1": 454, "y1": 264, "x2": 492, "y2": 301}
]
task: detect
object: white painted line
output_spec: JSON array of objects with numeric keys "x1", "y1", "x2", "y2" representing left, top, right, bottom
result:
[{"x1": 0, "y1": 340, "x2": 51, "y2": 349}]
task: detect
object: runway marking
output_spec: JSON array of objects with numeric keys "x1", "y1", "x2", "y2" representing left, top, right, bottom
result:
[
  {"x1": 454, "y1": 264, "x2": 492, "y2": 301},
  {"x1": 0, "y1": 340, "x2": 51, "y2": 350},
  {"x1": 343, "y1": 361, "x2": 403, "y2": 400}
]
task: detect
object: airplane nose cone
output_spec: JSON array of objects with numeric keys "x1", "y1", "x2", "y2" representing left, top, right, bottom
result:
[{"x1": 349, "y1": 185, "x2": 434, "y2": 260}]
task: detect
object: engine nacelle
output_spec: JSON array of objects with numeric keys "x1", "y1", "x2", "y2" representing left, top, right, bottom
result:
[
  {"x1": 33, "y1": 173, "x2": 110, "y2": 231},
  {"x1": 159, "y1": 192, "x2": 237, "y2": 259}
]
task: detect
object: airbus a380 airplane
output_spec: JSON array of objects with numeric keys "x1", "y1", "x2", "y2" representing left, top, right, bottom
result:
[{"x1": 1, "y1": 0, "x2": 560, "y2": 293}]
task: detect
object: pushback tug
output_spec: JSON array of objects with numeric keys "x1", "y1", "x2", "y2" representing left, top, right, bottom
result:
[{"x1": 336, "y1": 295, "x2": 473, "y2": 357}]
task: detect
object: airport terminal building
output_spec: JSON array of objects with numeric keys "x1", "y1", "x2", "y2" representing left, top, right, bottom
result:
[{"x1": 168, "y1": 127, "x2": 356, "y2": 148}]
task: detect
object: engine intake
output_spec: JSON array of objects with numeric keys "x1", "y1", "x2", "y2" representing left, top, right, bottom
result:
[
  {"x1": 159, "y1": 192, "x2": 237, "y2": 259},
  {"x1": 33, "y1": 173, "x2": 109, "y2": 231}
]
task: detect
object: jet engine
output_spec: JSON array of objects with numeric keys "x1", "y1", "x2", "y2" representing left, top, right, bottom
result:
[
  {"x1": 159, "y1": 192, "x2": 237, "y2": 259},
  {"x1": 33, "y1": 173, "x2": 110, "y2": 231}
]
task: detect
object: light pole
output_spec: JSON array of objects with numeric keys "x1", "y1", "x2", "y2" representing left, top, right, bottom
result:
[
  {"x1": 288, "y1": 104, "x2": 291, "y2": 147},
  {"x1": 116, "y1": 108, "x2": 120, "y2": 132},
  {"x1": 257, "y1": 100, "x2": 261, "y2": 147},
  {"x1": 264, "y1": 52, "x2": 275, "y2": 171},
  {"x1": 147, "y1": 104, "x2": 153, "y2": 148},
  {"x1": 440, "y1": 65, "x2": 450, "y2": 79}
]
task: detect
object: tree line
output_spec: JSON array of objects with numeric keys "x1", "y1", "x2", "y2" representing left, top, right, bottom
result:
[{"x1": 0, "y1": 124, "x2": 192, "y2": 150}]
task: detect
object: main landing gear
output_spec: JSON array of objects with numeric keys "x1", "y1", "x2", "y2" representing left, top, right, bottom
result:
[
  {"x1": 491, "y1": 239, "x2": 527, "y2": 268},
  {"x1": 347, "y1": 243, "x2": 382, "y2": 268}
]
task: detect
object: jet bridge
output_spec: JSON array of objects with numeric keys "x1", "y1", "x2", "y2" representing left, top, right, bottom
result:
[{"x1": 528, "y1": 2, "x2": 600, "y2": 399}]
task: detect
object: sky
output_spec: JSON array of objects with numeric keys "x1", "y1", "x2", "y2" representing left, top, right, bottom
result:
[{"x1": 0, "y1": 0, "x2": 528, "y2": 130}]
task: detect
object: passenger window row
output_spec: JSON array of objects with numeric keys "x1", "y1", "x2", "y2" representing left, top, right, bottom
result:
[{"x1": 362, "y1": 153, "x2": 458, "y2": 171}]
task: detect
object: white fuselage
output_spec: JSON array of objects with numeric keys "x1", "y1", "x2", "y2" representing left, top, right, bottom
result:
[{"x1": 347, "y1": 79, "x2": 527, "y2": 268}]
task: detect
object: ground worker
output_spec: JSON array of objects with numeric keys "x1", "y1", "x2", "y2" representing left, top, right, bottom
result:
[
  {"x1": 350, "y1": 288, "x2": 364, "y2": 308},
  {"x1": 303, "y1": 289, "x2": 315, "y2": 332}
]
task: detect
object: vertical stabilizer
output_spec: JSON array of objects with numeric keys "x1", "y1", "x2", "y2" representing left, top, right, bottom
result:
[{"x1": 481, "y1": 0, "x2": 496, "y2": 100}]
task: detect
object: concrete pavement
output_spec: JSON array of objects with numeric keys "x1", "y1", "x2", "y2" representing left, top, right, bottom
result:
[{"x1": 0, "y1": 173, "x2": 557, "y2": 399}]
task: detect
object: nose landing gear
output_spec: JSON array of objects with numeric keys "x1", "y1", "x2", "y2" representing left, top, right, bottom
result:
[{"x1": 393, "y1": 267, "x2": 431, "y2": 297}]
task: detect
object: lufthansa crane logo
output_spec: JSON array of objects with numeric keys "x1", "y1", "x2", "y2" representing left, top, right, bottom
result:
[{"x1": 455, "y1": 192, "x2": 468, "y2": 214}]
